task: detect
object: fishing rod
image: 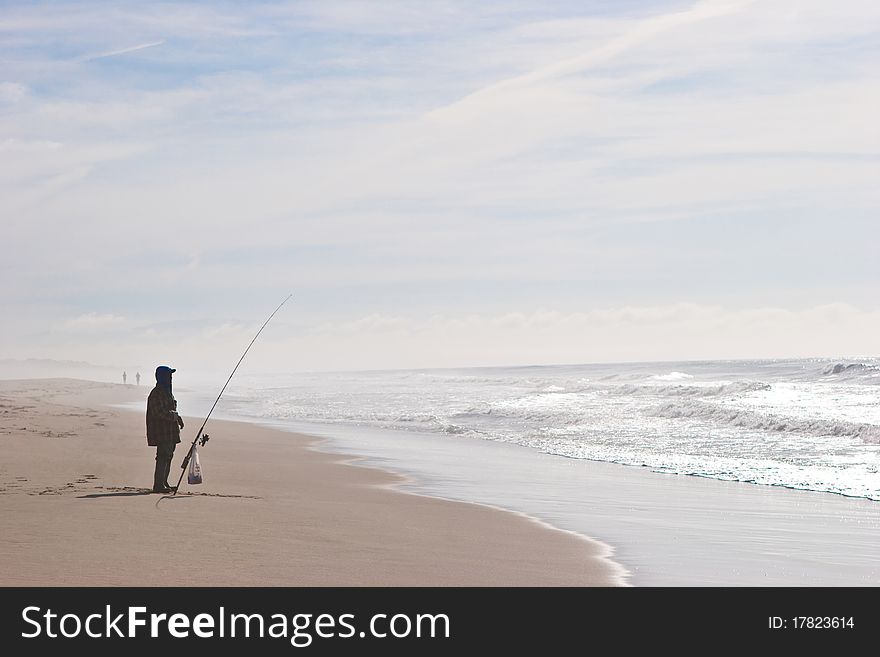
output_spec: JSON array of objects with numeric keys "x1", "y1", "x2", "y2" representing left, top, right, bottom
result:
[{"x1": 172, "y1": 294, "x2": 292, "y2": 495}]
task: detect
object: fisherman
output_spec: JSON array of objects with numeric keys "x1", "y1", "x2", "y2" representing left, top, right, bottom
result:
[
  {"x1": 123, "y1": 371, "x2": 127, "y2": 385},
  {"x1": 146, "y1": 366, "x2": 184, "y2": 493},
  {"x1": 136, "y1": 371, "x2": 141, "y2": 386}
]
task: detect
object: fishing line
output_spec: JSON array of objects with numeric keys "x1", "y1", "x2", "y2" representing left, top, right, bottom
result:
[{"x1": 172, "y1": 294, "x2": 292, "y2": 495}]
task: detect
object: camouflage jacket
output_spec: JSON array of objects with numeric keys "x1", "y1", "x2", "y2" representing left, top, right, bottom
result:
[{"x1": 146, "y1": 386, "x2": 181, "y2": 446}]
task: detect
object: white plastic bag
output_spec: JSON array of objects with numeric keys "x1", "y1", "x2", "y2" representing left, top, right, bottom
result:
[{"x1": 188, "y1": 446, "x2": 203, "y2": 485}]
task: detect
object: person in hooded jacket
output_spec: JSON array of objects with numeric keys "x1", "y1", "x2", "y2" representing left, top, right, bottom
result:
[{"x1": 146, "y1": 366, "x2": 184, "y2": 493}]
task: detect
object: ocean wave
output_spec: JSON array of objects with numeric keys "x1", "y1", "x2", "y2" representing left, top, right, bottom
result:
[
  {"x1": 451, "y1": 407, "x2": 493, "y2": 419},
  {"x1": 609, "y1": 381, "x2": 770, "y2": 398},
  {"x1": 442, "y1": 424, "x2": 467, "y2": 434},
  {"x1": 393, "y1": 413, "x2": 443, "y2": 424},
  {"x1": 822, "y1": 362, "x2": 880, "y2": 376},
  {"x1": 451, "y1": 407, "x2": 560, "y2": 425},
  {"x1": 651, "y1": 371, "x2": 693, "y2": 381},
  {"x1": 649, "y1": 400, "x2": 880, "y2": 442}
]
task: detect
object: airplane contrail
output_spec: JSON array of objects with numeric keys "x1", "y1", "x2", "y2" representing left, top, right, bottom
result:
[
  {"x1": 81, "y1": 40, "x2": 164, "y2": 62},
  {"x1": 426, "y1": 0, "x2": 755, "y2": 121}
]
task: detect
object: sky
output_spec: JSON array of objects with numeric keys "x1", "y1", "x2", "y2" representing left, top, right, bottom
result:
[{"x1": 2, "y1": 0, "x2": 879, "y2": 374}]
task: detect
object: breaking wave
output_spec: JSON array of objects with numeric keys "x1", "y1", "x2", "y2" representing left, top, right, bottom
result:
[
  {"x1": 609, "y1": 381, "x2": 770, "y2": 398},
  {"x1": 652, "y1": 371, "x2": 693, "y2": 381},
  {"x1": 650, "y1": 400, "x2": 880, "y2": 442},
  {"x1": 823, "y1": 362, "x2": 880, "y2": 377}
]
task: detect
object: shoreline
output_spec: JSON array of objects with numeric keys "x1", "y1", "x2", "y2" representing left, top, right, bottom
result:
[
  {"x1": 222, "y1": 412, "x2": 880, "y2": 586},
  {"x1": 315, "y1": 439, "x2": 628, "y2": 583},
  {"x1": 0, "y1": 378, "x2": 622, "y2": 586}
]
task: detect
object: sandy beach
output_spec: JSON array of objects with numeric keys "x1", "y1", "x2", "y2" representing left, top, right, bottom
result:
[{"x1": 0, "y1": 379, "x2": 620, "y2": 586}]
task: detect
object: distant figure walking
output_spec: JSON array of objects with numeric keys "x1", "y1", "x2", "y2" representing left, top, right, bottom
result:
[
  {"x1": 146, "y1": 366, "x2": 184, "y2": 493},
  {"x1": 136, "y1": 372, "x2": 141, "y2": 386},
  {"x1": 122, "y1": 371, "x2": 127, "y2": 385}
]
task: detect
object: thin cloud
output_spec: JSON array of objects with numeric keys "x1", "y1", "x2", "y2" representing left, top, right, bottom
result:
[{"x1": 64, "y1": 313, "x2": 127, "y2": 329}]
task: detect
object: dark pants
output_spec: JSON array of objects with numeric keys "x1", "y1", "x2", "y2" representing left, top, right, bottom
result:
[{"x1": 153, "y1": 441, "x2": 176, "y2": 491}]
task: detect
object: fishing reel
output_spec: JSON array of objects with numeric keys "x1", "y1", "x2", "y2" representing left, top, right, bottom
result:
[{"x1": 199, "y1": 433, "x2": 210, "y2": 447}]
